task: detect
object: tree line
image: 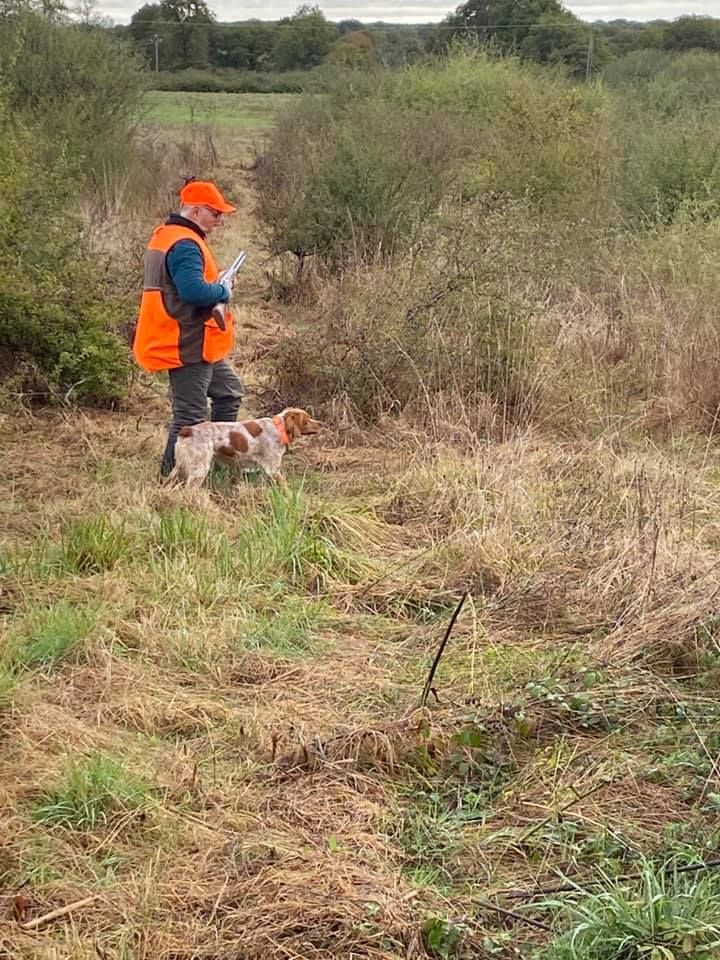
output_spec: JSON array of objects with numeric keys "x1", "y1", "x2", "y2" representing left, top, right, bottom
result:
[{"x1": 116, "y1": 0, "x2": 720, "y2": 78}]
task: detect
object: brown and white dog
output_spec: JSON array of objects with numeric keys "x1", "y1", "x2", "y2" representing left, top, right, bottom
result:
[{"x1": 171, "y1": 407, "x2": 321, "y2": 487}]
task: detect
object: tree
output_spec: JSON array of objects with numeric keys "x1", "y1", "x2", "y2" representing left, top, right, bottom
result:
[
  {"x1": 272, "y1": 4, "x2": 338, "y2": 70},
  {"x1": 373, "y1": 26, "x2": 424, "y2": 67},
  {"x1": 338, "y1": 18, "x2": 363, "y2": 35},
  {"x1": 209, "y1": 20, "x2": 275, "y2": 70},
  {"x1": 430, "y1": 0, "x2": 578, "y2": 56},
  {"x1": 522, "y1": 13, "x2": 606, "y2": 78},
  {"x1": 128, "y1": 0, "x2": 213, "y2": 69},
  {"x1": 663, "y1": 16, "x2": 720, "y2": 54},
  {"x1": 327, "y1": 29, "x2": 376, "y2": 68}
]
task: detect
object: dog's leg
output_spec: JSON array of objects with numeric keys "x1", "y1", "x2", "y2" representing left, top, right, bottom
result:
[
  {"x1": 262, "y1": 451, "x2": 288, "y2": 489},
  {"x1": 175, "y1": 439, "x2": 214, "y2": 488}
]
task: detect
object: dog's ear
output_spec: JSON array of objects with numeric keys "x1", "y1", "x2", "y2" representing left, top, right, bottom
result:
[{"x1": 282, "y1": 409, "x2": 302, "y2": 440}]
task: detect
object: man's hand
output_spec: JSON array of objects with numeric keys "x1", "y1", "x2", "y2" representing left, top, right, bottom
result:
[{"x1": 220, "y1": 277, "x2": 233, "y2": 301}]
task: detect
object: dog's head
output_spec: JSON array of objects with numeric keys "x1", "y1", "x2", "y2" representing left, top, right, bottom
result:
[{"x1": 280, "y1": 408, "x2": 322, "y2": 441}]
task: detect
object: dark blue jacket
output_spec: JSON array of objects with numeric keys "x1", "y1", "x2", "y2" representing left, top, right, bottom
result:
[{"x1": 165, "y1": 215, "x2": 229, "y2": 308}]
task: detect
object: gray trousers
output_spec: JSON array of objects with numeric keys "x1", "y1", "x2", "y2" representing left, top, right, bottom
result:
[{"x1": 161, "y1": 359, "x2": 244, "y2": 475}]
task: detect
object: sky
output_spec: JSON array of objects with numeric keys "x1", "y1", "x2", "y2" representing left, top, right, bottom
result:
[{"x1": 98, "y1": 0, "x2": 720, "y2": 26}]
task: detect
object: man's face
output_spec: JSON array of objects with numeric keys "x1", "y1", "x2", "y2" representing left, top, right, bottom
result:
[{"x1": 194, "y1": 205, "x2": 224, "y2": 234}]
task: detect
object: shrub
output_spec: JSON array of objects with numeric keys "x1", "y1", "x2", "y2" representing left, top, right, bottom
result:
[
  {"x1": 6, "y1": 13, "x2": 146, "y2": 182},
  {"x1": 255, "y1": 51, "x2": 615, "y2": 270},
  {"x1": 0, "y1": 10, "x2": 141, "y2": 405},
  {"x1": 148, "y1": 67, "x2": 310, "y2": 93},
  {"x1": 256, "y1": 89, "x2": 459, "y2": 267},
  {"x1": 271, "y1": 201, "x2": 544, "y2": 428}
]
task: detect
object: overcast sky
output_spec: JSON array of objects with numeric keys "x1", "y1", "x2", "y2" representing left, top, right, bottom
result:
[{"x1": 99, "y1": 0, "x2": 720, "y2": 26}]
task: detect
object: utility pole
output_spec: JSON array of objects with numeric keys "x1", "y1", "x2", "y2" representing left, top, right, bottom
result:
[
  {"x1": 585, "y1": 25, "x2": 594, "y2": 81},
  {"x1": 152, "y1": 32, "x2": 162, "y2": 72}
]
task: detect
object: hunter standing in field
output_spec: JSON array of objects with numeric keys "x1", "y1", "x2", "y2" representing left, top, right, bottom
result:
[{"x1": 133, "y1": 177, "x2": 245, "y2": 478}]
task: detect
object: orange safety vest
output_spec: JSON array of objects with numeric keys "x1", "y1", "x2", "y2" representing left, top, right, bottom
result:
[{"x1": 133, "y1": 223, "x2": 233, "y2": 372}]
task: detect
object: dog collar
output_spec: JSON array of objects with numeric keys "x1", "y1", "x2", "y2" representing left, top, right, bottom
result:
[{"x1": 273, "y1": 415, "x2": 290, "y2": 447}]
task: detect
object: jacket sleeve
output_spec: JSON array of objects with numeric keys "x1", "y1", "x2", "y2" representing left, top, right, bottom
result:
[{"x1": 166, "y1": 239, "x2": 229, "y2": 308}]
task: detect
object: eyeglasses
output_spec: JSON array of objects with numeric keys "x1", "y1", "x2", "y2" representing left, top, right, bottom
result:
[{"x1": 203, "y1": 207, "x2": 223, "y2": 220}]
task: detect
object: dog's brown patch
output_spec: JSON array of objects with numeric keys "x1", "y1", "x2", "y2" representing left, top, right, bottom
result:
[
  {"x1": 229, "y1": 430, "x2": 249, "y2": 453},
  {"x1": 244, "y1": 420, "x2": 263, "y2": 439},
  {"x1": 218, "y1": 444, "x2": 237, "y2": 458},
  {"x1": 179, "y1": 426, "x2": 194, "y2": 438}
]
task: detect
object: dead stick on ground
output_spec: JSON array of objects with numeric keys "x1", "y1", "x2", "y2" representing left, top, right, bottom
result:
[
  {"x1": 21, "y1": 894, "x2": 101, "y2": 931},
  {"x1": 471, "y1": 896, "x2": 552, "y2": 932},
  {"x1": 516, "y1": 780, "x2": 610, "y2": 844},
  {"x1": 420, "y1": 592, "x2": 469, "y2": 708}
]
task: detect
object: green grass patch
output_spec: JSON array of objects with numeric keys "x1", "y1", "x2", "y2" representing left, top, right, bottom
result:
[
  {"x1": 143, "y1": 90, "x2": 297, "y2": 128},
  {"x1": 239, "y1": 595, "x2": 327, "y2": 656},
  {"x1": 59, "y1": 515, "x2": 133, "y2": 575},
  {"x1": 539, "y1": 859, "x2": 720, "y2": 959},
  {"x1": 14, "y1": 599, "x2": 100, "y2": 671},
  {"x1": 33, "y1": 752, "x2": 153, "y2": 830},
  {"x1": 150, "y1": 507, "x2": 217, "y2": 559}
]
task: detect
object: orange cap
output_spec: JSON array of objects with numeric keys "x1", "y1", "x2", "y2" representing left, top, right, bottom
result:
[{"x1": 179, "y1": 179, "x2": 236, "y2": 214}]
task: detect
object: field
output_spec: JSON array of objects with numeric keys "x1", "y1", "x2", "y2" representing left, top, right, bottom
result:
[
  {"x1": 142, "y1": 91, "x2": 298, "y2": 128},
  {"x1": 4, "y1": 90, "x2": 720, "y2": 960}
]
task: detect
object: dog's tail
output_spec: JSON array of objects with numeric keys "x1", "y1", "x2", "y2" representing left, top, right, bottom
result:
[{"x1": 167, "y1": 426, "x2": 195, "y2": 485}]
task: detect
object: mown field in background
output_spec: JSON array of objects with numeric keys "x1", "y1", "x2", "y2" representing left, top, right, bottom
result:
[{"x1": 142, "y1": 90, "x2": 298, "y2": 128}]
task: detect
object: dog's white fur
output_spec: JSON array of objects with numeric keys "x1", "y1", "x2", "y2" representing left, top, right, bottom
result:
[{"x1": 170, "y1": 407, "x2": 321, "y2": 487}]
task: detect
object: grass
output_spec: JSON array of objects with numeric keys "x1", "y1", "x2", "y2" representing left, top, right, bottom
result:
[
  {"x1": 15, "y1": 599, "x2": 100, "y2": 670},
  {"x1": 33, "y1": 752, "x2": 153, "y2": 830},
  {"x1": 538, "y1": 860, "x2": 720, "y2": 959},
  {"x1": 4, "y1": 411, "x2": 720, "y2": 956},
  {"x1": 142, "y1": 90, "x2": 298, "y2": 127}
]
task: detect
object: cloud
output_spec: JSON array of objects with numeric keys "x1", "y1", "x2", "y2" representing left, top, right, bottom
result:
[{"x1": 99, "y1": 0, "x2": 719, "y2": 26}]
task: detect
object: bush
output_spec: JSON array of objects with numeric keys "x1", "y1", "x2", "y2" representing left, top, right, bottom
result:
[
  {"x1": 6, "y1": 14, "x2": 146, "y2": 182},
  {"x1": 257, "y1": 93, "x2": 458, "y2": 267},
  {"x1": 0, "y1": 10, "x2": 141, "y2": 406},
  {"x1": 256, "y1": 51, "x2": 615, "y2": 270},
  {"x1": 148, "y1": 67, "x2": 311, "y2": 93},
  {"x1": 271, "y1": 201, "x2": 545, "y2": 428}
]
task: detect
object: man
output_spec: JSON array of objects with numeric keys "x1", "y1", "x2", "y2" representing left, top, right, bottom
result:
[{"x1": 133, "y1": 178, "x2": 245, "y2": 477}]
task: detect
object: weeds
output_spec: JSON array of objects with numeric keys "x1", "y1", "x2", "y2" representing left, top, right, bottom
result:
[
  {"x1": 538, "y1": 860, "x2": 720, "y2": 959},
  {"x1": 14, "y1": 600, "x2": 100, "y2": 670},
  {"x1": 59, "y1": 516, "x2": 133, "y2": 575},
  {"x1": 33, "y1": 753, "x2": 153, "y2": 830},
  {"x1": 239, "y1": 596, "x2": 327, "y2": 656}
]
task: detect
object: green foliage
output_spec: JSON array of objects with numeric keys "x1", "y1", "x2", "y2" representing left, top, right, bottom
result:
[
  {"x1": 33, "y1": 753, "x2": 153, "y2": 829},
  {"x1": 539, "y1": 861, "x2": 720, "y2": 959},
  {"x1": 423, "y1": 915, "x2": 466, "y2": 958},
  {"x1": 59, "y1": 516, "x2": 133, "y2": 575},
  {"x1": 13, "y1": 600, "x2": 100, "y2": 670},
  {"x1": 209, "y1": 20, "x2": 275, "y2": 70},
  {"x1": 327, "y1": 30, "x2": 376, "y2": 69},
  {"x1": 257, "y1": 51, "x2": 613, "y2": 269},
  {"x1": 257, "y1": 89, "x2": 455, "y2": 263},
  {"x1": 663, "y1": 15, "x2": 720, "y2": 54},
  {"x1": 0, "y1": 8, "x2": 141, "y2": 406},
  {"x1": 428, "y1": 0, "x2": 601, "y2": 77},
  {"x1": 272, "y1": 4, "x2": 338, "y2": 71},
  {"x1": 8, "y1": 14, "x2": 145, "y2": 179},
  {"x1": 147, "y1": 67, "x2": 308, "y2": 93},
  {"x1": 130, "y1": 0, "x2": 214, "y2": 71},
  {"x1": 239, "y1": 596, "x2": 326, "y2": 655}
]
